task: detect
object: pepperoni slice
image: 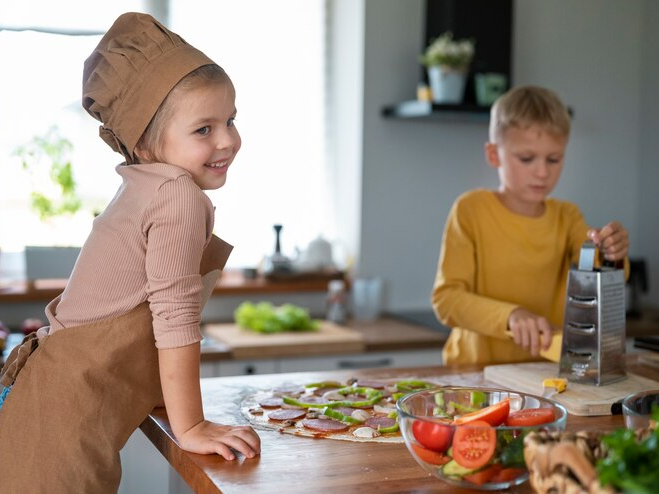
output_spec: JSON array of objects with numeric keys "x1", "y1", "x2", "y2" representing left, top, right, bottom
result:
[
  {"x1": 302, "y1": 418, "x2": 349, "y2": 432},
  {"x1": 268, "y1": 409, "x2": 307, "y2": 421},
  {"x1": 334, "y1": 407, "x2": 357, "y2": 417},
  {"x1": 259, "y1": 397, "x2": 284, "y2": 408},
  {"x1": 313, "y1": 386, "x2": 340, "y2": 396},
  {"x1": 365, "y1": 416, "x2": 397, "y2": 430}
]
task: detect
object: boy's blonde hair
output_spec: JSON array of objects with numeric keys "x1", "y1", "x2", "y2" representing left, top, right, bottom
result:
[
  {"x1": 488, "y1": 86, "x2": 571, "y2": 143},
  {"x1": 136, "y1": 64, "x2": 230, "y2": 163}
]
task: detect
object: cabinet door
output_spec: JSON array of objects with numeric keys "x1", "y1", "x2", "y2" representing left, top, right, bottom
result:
[{"x1": 216, "y1": 359, "x2": 279, "y2": 377}]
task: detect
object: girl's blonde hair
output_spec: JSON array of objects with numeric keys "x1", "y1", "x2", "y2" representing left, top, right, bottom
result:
[
  {"x1": 136, "y1": 64, "x2": 230, "y2": 163},
  {"x1": 489, "y1": 86, "x2": 571, "y2": 143}
]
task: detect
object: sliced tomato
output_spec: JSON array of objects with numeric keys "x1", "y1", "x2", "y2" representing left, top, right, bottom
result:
[
  {"x1": 505, "y1": 408, "x2": 555, "y2": 427},
  {"x1": 490, "y1": 467, "x2": 526, "y2": 483},
  {"x1": 451, "y1": 419, "x2": 497, "y2": 470},
  {"x1": 463, "y1": 463, "x2": 503, "y2": 486},
  {"x1": 410, "y1": 444, "x2": 451, "y2": 465},
  {"x1": 412, "y1": 419, "x2": 454, "y2": 453},
  {"x1": 454, "y1": 398, "x2": 510, "y2": 426}
]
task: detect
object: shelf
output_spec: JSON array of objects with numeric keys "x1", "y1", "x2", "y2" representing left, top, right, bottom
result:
[{"x1": 381, "y1": 100, "x2": 491, "y2": 122}]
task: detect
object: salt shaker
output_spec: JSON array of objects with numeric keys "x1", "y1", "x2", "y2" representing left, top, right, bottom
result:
[{"x1": 326, "y1": 279, "x2": 348, "y2": 324}]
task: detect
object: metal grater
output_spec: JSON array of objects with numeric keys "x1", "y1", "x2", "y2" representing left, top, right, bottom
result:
[{"x1": 558, "y1": 241, "x2": 627, "y2": 385}]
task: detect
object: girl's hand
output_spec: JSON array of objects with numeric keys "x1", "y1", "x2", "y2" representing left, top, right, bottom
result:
[
  {"x1": 588, "y1": 221, "x2": 629, "y2": 261},
  {"x1": 177, "y1": 420, "x2": 261, "y2": 460},
  {"x1": 507, "y1": 308, "x2": 554, "y2": 356}
]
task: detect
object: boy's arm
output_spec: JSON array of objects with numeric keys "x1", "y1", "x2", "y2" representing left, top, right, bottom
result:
[{"x1": 158, "y1": 343, "x2": 261, "y2": 459}]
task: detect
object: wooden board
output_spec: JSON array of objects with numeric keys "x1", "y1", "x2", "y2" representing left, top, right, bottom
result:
[
  {"x1": 204, "y1": 321, "x2": 365, "y2": 359},
  {"x1": 484, "y1": 361, "x2": 659, "y2": 416}
]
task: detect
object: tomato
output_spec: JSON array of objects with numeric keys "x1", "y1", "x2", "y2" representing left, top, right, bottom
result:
[
  {"x1": 505, "y1": 408, "x2": 555, "y2": 427},
  {"x1": 490, "y1": 467, "x2": 526, "y2": 483},
  {"x1": 451, "y1": 419, "x2": 497, "y2": 469},
  {"x1": 410, "y1": 444, "x2": 451, "y2": 465},
  {"x1": 454, "y1": 398, "x2": 510, "y2": 426},
  {"x1": 412, "y1": 419, "x2": 454, "y2": 453},
  {"x1": 463, "y1": 463, "x2": 503, "y2": 486}
]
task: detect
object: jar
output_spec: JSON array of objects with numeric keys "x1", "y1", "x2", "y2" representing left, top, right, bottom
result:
[{"x1": 326, "y1": 279, "x2": 348, "y2": 324}]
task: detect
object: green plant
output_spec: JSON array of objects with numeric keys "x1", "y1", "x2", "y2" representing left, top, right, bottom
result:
[
  {"x1": 13, "y1": 126, "x2": 81, "y2": 221},
  {"x1": 419, "y1": 31, "x2": 475, "y2": 69}
]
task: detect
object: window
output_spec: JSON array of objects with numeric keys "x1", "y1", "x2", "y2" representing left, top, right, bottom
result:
[{"x1": 0, "y1": 0, "x2": 329, "y2": 273}]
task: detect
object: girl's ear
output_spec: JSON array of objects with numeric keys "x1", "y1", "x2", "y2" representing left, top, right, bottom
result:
[{"x1": 485, "y1": 142, "x2": 501, "y2": 169}]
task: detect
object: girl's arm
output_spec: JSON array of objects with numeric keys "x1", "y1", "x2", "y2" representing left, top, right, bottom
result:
[{"x1": 158, "y1": 343, "x2": 261, "y2": 460}]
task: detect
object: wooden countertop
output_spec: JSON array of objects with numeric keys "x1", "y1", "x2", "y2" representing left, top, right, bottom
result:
[
  {"x1": 0, "y1": 270, "x2": 344, "y2": 303},
  {"x1": 199, "y1": 317, "x2": 447, "y2": 362},
  {"x1": 139, "y1": 354, "x2": 659, "y2": 493}
]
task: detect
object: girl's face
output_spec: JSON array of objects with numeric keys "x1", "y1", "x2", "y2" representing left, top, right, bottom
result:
[
  {"x1": 157, "y1": 81, "x2": 241, "y2": 190},
  {"x1": 485, "y1": 124, "x2": 567, "y2": 217}
]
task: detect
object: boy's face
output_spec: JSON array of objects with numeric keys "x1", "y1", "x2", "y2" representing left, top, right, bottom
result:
[
  {"x1": 485, "y1": 124, "x2": 567, "y2": 217},
  {"x1": 157, "y1": 81, "x2": 241, "y2": 190}
]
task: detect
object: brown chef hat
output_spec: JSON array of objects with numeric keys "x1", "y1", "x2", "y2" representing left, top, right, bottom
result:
[{"x1": 82, "y1": 12, "x2": 216, "y2": 164}]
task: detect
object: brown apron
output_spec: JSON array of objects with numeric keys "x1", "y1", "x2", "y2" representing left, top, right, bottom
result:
[{"x1": 0, "y1": 235, "x2": 232, "y2": 493}]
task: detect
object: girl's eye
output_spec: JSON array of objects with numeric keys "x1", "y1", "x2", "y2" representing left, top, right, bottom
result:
[
  {"x1": 196, "y1": 126, "x2": 211, "y2": 136},
  {"x1": 227, "y1": 117, "x2": 236, "y2": 128}
]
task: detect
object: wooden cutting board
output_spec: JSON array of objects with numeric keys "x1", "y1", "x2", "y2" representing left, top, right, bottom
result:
[
  {"x1": 484, "y1": 361, "x2": 659, "y2": 416},
  {"x1": 204, "y1": 321, "x2": 365, "y2": 359}
]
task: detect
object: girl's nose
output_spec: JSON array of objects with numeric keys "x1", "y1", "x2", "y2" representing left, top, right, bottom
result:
[{"x1": 216, "y1": 129, "x2": 241, "y2": 151}]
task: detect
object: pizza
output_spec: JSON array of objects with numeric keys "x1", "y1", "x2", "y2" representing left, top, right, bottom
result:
[{"x1": 240, "y1": 377, "x2": 438, "y2": 443}]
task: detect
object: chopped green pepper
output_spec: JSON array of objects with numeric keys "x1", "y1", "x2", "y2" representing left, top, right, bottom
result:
[
  {"x1": 321, "y1": 406, "x2": 363, "y2": 425},
  {"x1": 395, "y1": 380, "x2": 434, "y2": 393}
]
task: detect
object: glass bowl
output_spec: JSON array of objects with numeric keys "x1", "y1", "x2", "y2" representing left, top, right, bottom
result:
[
  {"x1": 622, "y1": 389, "x2": 659, "y2": 430},
  {"x1": 396, "y1": 386, "x2": 568, "y2": 491}
]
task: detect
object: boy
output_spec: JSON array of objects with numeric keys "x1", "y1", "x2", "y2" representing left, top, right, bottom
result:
[{"x1": 431, "y1": 86, "x2": 629, "y2": 366}]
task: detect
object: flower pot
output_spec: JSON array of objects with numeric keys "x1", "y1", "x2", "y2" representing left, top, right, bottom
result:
[{"x1": 427, "y1": 66, "x2": 467, "y2": 104}]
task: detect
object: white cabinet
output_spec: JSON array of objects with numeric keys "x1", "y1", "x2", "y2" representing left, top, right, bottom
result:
[{"x1": 200, "y1": 349, "x2": 441, "y2": 377}]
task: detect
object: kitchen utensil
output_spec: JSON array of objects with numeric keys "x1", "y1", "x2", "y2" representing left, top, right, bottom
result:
[
  {"x1": 261, "y1": 224, "x2": 293, "y2": 275},
  {"x1": 558, "y1": 241, "x2": 626, "y2": 386},
  {"x1": 397, "y1": 386, "x2": 567, "y2": 491}
]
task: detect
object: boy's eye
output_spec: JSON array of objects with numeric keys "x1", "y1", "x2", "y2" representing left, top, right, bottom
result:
[
  {"x1": 547, "y1": 157, "x2": 561, "y2": 164},
  {"x1": 196, "y1": 126, "x2": 211, "y2": 136},
  {"x1": 519, "y1": 156, "x2": 534, "y2": 164}
]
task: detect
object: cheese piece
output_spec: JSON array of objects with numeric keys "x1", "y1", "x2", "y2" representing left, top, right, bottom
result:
[{"x1": 542, "y1": 378, "x2": 567, "y2": 393}]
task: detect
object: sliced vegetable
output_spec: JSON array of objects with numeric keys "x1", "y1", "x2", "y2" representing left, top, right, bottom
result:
[
  {"x1": 505, "y1": 407, "x2": 555, "y2": 427},
  {"x1": 463, "y1": 463, "x2": 503, "y2": 486},
  {"x1": 499, "y1": 432, "x2": 526, "y2": 468},
  {"x1": 412, "y1": 419, "x2": 454, "y2": 453},
  {"x1": 395, "y1": 380, "x2": 434, "y2": 393},
  {"x1": 454, "y1": 398, "x2": 510, "y2": 426},
  {"x1": 411, "y1": 444, "x2": 451, "y2": 465},
  {"x1": 490, "y1": 467, "x2": 526, "y2": 483},
  {"x1": 322, "y1": 406, "x2": 363, "y2": 425},
  {"x1": 452, "y1": 420, "x2": 497, "y2": 470}
]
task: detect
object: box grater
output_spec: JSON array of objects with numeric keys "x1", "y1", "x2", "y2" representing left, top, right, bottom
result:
[{"x1": 558, "y1": 241, "x2": 627, "y2": 385}]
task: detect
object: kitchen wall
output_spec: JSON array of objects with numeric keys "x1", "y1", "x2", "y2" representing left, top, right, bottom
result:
[{"x1": 351, "y1": 0, "x2": 658, "y2": 313}]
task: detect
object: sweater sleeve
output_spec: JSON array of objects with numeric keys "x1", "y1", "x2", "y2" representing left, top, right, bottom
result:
[
  {"x1": 431, "y1": 195, "x2": 518, "y2": 339},
  {"x1": 143, "y1": 177, "x2": 211, "y2": 349}
]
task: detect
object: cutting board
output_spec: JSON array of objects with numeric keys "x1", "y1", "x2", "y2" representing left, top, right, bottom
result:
[
  {"x1": 204, "y1": 321, "x2": 365, "y2": 359},
  {"x1": 484, "y1": 361, "x2": 659, "y2": 416}
]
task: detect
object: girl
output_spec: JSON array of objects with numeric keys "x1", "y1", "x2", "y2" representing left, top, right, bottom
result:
[{"x1": 0, "y1": 12, "x2": 260, "y2": 492}]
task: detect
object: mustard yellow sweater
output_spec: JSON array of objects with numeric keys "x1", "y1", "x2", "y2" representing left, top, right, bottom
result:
[{"x1": 432, "y1": 189, "x2": 590, "y2": 365}]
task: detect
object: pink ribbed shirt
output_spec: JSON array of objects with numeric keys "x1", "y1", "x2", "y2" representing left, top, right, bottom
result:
[{"x1": 47, "y1": 163, "x2": 214, "y2": 349}]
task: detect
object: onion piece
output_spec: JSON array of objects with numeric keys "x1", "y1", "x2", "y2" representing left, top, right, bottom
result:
[
  {"x1": 374, "y1": 404, "x2": 396, "y2": 414},
  {"x1": 350, "y1": 409, "x2": 371, "y2": 422},
  {"x1": 352, "y1": 427, "x2": 381, "y2": 438}
]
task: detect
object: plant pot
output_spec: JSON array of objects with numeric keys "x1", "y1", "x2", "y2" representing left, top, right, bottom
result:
[{"x1": 427, "y1": 65, "x2": 468, "y2": 104}]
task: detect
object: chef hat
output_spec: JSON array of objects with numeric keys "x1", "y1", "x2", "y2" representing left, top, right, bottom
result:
[{"x1": 82, "y1": 12, "x2": 216, "y2": 164}]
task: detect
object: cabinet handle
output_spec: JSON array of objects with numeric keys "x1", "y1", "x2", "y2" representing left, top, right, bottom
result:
[{"x1": 337, "y1": 358, "x2": 393, "y2": 369}]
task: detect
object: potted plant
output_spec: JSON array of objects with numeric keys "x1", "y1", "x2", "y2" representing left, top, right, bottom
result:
[
  {"x1": 419, "y1": 32, "x2": 475, "y2": 104},
  {"x1": 12, "y1": 126, "x2": 84, "y2": 280}
]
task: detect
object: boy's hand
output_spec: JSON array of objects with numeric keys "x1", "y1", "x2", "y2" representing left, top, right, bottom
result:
[
  {"x1": 588, "y1": 221, "x2": 629, "y2": 261},
  {"x1": 177, "y1": 420, "x2": 261, "y2": 460},
  {"x1": 507, "y1": 308, "x2": 554, "y2": 356}
]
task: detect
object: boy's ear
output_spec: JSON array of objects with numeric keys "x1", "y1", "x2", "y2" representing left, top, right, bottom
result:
[{"x1": 485, "y1": 142, "x2": 500, "y2": 169}]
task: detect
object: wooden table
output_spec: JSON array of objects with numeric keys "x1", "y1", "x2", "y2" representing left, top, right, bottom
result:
[{"x1": 139, "y1": 355, "x2": 659, "y2": 493}]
